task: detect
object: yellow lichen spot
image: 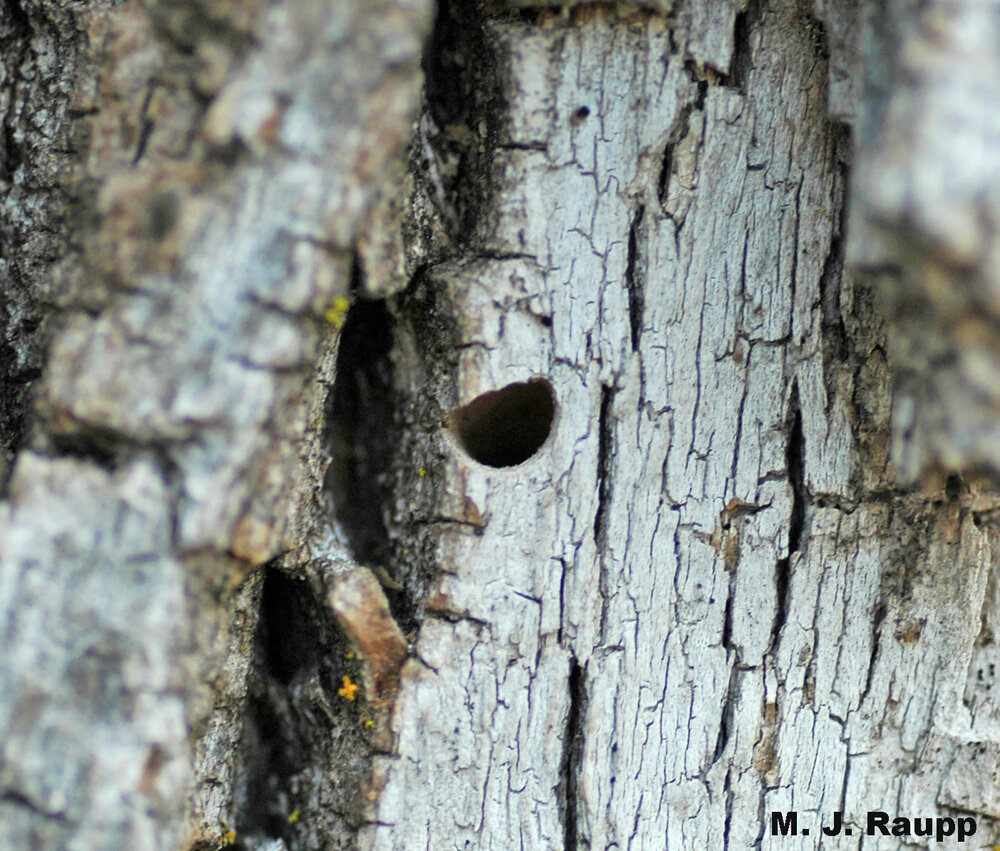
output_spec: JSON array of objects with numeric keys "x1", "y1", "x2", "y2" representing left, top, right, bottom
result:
[
  {"x1": 364, "y1": 718, "x2": 376, "y2": 729},
  {"x1": 324, "y1": 295, "x2": 351, "y2": 329},
  {"x1": 288, "y1": 808, "x2": 300, "y2": 824},
  {"x1": 338, "y1": 674, "x2": 360, "y2": 701},
  {"x1": 223, "y1": 829, "x2": 237, "y2": 844},
  {"x1": 345, "y1": 650, "x2": 355, "y2": 660},
  {"x1": 417, "y1": 467, "x2": 427, "y2": 478}
]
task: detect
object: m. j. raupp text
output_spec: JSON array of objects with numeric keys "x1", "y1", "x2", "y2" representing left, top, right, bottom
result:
[{"x1": 770, "y1": 810, "x2": 977, "y2": 842}]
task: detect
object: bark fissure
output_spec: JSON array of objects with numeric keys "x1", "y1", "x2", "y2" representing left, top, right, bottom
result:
[
  {"x1": 325, "y1": 300, "x2": 397, "y2": 567},
  {"x1": 860, "y1": 600, "x2": 887, "y2": 704},
  {"x1": 820, "y1": 128, "x2": 853, "y2": 390},
  {"x1": 239, "y1": 566, "x2": 374, "y2": 848},
  {"x1": 657, "y1": 102, "x2": 697, "y2": 212},
  {"x1": 594, "y1": 382, "x2": 614, "y2": 547},
  {"x1": 785, "y1": 390, "x2": 806, "y2": 558},
  {"x1": 712, "y1": 665, "x2": 739, "y2": 765},
  {"x1": 0, "y1": 789, "x2": 71, "y2": 824},
  {"x1": 772, "y1": 388, "x2": 805, "y2": 651},
  {"x1": 625, "y1": 204, "x2": 644, "y2": 353},
  {"x1": 131, "y1": 80, "x2": 158, "y2": 165},
  {"x1": 560, "y1": 659, "x2": 586, "y2": 851},
  {"x1": 728, "y1": 0, "x2": 764, "y2": 93}
]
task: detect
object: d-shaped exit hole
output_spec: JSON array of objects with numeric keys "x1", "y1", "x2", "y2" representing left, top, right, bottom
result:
[{"x1": 448, "y1": 379, "x2": 556, "y2": 468}]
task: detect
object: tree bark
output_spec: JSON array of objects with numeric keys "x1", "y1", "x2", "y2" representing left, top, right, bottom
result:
[{"x1": 1, "y1": 1, "x2": 998, "y2": 850}]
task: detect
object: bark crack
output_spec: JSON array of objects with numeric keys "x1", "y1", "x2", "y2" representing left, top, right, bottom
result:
[
  {"x1": 560, "y1": 659, "x2": 586, "y2": 851},
  {"x1": 131, "y1": 80, "x2": 158, "y2": 165},
  {"x1": 820, "y1": 126, "x2": 853, "y2": 398},
  {"x1": 860, "y1": 600, "x2": 887, "y2": 704},
  {"x1": 239, "y1": 566, "x2": 375, "y2": 845},
  {"x1": 593, "y1": 383, "x2": 614, "y2": 548},
  {"x1": 657, "y1": 100, "x2": 699, "y2": 215},
  {"x1": 726, "y1": 0, "x2": 764, "y2": 93},
  {"x1": 625, "y1": 204, "x2": 645, "y2": 352},
  {"x1": 0, "y1": 788, "x2": 71, "y2": 824},
  {"x1": 771, "y1": 386, "x2": 805, "y2": 652}
]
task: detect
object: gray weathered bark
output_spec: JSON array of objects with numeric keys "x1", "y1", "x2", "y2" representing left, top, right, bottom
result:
[{"x1": 1, "y1": 1, "x2": 999, "y2": 850}]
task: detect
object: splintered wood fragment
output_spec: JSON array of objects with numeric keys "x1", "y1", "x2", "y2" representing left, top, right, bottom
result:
[{"x1": 328, "y1": 566, "x2": 407, "y2": 750}]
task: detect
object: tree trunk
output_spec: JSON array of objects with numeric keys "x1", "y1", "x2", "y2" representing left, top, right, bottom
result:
[{"x1": 1, "y1": 1, "x2": 998, "y2": 850}]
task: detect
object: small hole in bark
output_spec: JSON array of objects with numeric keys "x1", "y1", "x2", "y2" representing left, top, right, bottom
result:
[
  {"x1": 575, "y1": 106, "x2": 590, "y2": 119},
  {"x1": 448, "y1": 379, "x2": 555, "y2": 468},
  {"x1": 945, "y1": 473, "x2": 961, "y2": 501},
  {"x1": 260, "y1": 568, "x2": 319, "y2": 685}
]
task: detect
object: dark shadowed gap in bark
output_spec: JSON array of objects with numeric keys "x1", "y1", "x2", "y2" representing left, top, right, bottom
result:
[
  {"x1": 324, "y1": 276, "x2": 460, "y2": 631},
  {"x1": 945, "y1": 472, "x2": 961, "y2": 502},
  {"x1": 325, "y1": 300, "x2": 396, "y2": 566},
  {"x1": 657, "y1": 130, "x2": 674, "y2": 207},
  {"x1": 560, "y1": 659, "x2": 586, "y2": 851},
  {"x1": 657, "y1": 94, "x2": 702, "y2": 217},
  {"x1": 46, "y1": 426, "x2": 123, "y2": 470},
  {"x1": 238, "y1": 566, "x2": 369, "y2": 848},
  {"x1": 772, "y1": 387, "x2": 804, "y2": 650},
  {"x1": 625, "y1": 205, "x2": 645, "y2": 352},
  {"x1": 131, "y1": 80, "x2": 157, "y2": 165},
  {"x1": 421, "y1": 0, "x2": 494, "y2": 243},
  {"x1": 423, "y1": 0, "x2": 475, "y2": 130},
  {"x1": 260, "y1": 569, "x2": 321, "y2": 686},
  {"x1": 235, "y1": 279, "x2": 445, "y2": 847},
  {"x1": 712, "y1": 664, "x2": 739, "y2": 764},
  {"x1": 722, "y1": 581, "x2": 734, "y2": 652},
  {"x1": 786, "y1": 390, "x2": 806, "y2": 556},
  {"x1": 821, "y1": 125, "x2": 852, "y2": 369},
  {"x1": 728, "y1": 0, "x2": 764, "y2": 93},
  {"x1": 861, "y1": 599, "x2": 887, "y2": 704},
  {"x1": 594, "y1": 383, "x2": 614, "y2": 546}
]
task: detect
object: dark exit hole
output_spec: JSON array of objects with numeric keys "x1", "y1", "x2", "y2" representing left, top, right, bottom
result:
[
  {"x1": 448, "y1": 379, "x2": 555, "y2": 468},
  {"x1": 259, "y1": 568, "x2": 319, "y2": 685}
]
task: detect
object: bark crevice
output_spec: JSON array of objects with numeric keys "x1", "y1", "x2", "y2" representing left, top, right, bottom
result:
[
  {"x1": 325, "y1": 299, "x2": 397, "y2": 568},
  {"x1": 625, "y1": 204, "x2": 645, "y2": 353},
  {"x1": 560, "y1": 658, "x2": 586, "y2": 851},
  {"x1": 237, "y1": 565, "x2": 373, "y2": 848},
  {"x1": 594, "y1": 383, "x2": 614, "y2": 547},
  {"x1": 772, "y1": 387, "x2": 805, "y2": 652},
  {"x1": 728, "y1": 0, "x2": 764, "y2": 93}
]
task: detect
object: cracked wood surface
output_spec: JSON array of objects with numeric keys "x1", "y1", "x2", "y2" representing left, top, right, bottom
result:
[{"x1": 364, "y1": 3, "x2": 1000, "y2": 850}]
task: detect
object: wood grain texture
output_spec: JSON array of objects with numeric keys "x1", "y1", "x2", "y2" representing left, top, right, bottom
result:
[{"x1": 360, "y1": 2, "x2": 1000, "y2": 849}]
